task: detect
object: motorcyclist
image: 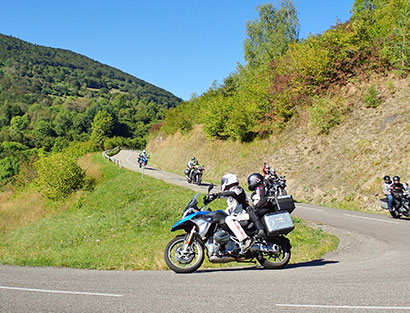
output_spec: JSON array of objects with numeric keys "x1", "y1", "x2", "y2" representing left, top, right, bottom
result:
[
  {"x1": 138, "y1": 150, "x2": 149, "y2": 165},
  {"x1": 187, "y1": 157, "x2": 199, "y2": 180},
  {"x1": 208, "y1": 173, "x2": 253, "y2": 254},
  {"x1": 139, "y1": 149, "x2": 148, "y2": 159},
  {"x1": 263, "y1": 164, "x2": 279, "y2": 192},
  {"x1": 382, "y1": 175, "x2": 393, "y2": 211},
  {"x1": 390, "y1": 176, "x2": 406, "y2": 212},
  {"x1": 248, "y1": 173, "x2": 275, "y2": 239}
]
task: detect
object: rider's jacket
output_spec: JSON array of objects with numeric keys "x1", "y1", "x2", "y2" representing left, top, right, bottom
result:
[
  {"x1": 382, "y1": 182, "x2": 392, "y2": 195},
  {"x1": 216, "y1": 185, "x2": 248, "y2": 215},
  {"x1": 251, "y1": 185, "x2": 274, "y2": 214},
  {"x1": 391, "y1": 183, "x2": 405, "y2": 198},
  {"x1": 187, "y1": 160, "x2": 198, "y2": 169}
]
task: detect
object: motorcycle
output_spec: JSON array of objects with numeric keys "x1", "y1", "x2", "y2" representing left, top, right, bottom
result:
[
  {"x1": 381, "y1": 194, "x2": 410, "y2": 218},
  {"x1": 267, "y1": 175, "x2": 287, "y2": 197},
  {"x1": 184, "y1": 165, "x2": 204, "y2": 185},
  {"x1": 138, "y1": 155, "x2": 149, "y2": 168},
  {"x1": 164, "y1": 184, "x2": 295, "y2": 273}
]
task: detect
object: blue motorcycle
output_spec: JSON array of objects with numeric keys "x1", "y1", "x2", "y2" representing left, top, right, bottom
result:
[
  {"x1": 164, "y1": 184, "x2": 295, "y2": 273},
  {"x1": 137, "y1": 155, "x2": 149, "y2": 168}
]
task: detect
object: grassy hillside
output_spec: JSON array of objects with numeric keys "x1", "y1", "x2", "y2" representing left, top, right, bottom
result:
[
  {"x1": 0, "y1": 155, "x2": 338, "y2": 270},
  {"x1": 147, "y1": 75, "x2": 410, "y2": 212}
]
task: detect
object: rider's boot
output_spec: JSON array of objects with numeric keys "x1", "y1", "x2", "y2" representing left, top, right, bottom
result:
[{"x1": 240, "y1": 238, "x2": 253, "y2": 254}]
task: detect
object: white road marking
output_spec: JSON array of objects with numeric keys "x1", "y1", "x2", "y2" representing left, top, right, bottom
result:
[
  {"x1": 296, "y1": 205, "x2": 324, "y2": 212},
  {"x1": 276, "y1": 303, "x2": 410, "y2": 310},
  {"x1": 343, "y1": 213, "x2": 399, "y2": 224},
  {"x1": 0, "y1": 285, "x2": 123, "y2": 297},
  {"x1": 126, "y1": 151, "x2": 138, "y2": 167}
]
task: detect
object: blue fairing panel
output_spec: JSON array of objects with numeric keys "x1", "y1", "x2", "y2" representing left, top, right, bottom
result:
[
  {"x1": 170, "y1": 210, "x2": 225, "y2": 232},
  {"x1": 171, "y1": 211, "x2": 210, "y2": 231}
]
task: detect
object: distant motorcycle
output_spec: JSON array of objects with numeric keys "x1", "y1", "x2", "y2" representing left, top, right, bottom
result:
[
  {"x1": 164, "y1": 184, "x2": 295, "y2": 273},
  {"x1": 381, "y1": 194, "x2": 410, "y2": 218},
  {"x1": 138, "y1": 155, "x2": 149, "y2": 168},
  {"x1": 266, "y1": 175, "x2": 287, "y2": 197},
  {"x1": 184, "y1": 165, "x2": 204, "y2": 185}
]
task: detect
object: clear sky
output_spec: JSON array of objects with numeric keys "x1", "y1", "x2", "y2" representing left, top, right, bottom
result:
[{"x1": 1, "y1": 1, "x2": 354, "y2": 100}]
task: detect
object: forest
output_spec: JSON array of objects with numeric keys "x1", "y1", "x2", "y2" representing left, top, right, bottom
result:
[
  {"x1": 161, "y1": 0, "x2": 410, "y2": 141},
  {"x1": 0, "y1": 33, "x2": 181, "y2": 188}
]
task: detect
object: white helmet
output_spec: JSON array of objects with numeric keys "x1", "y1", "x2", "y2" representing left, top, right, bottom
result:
[
  {"x1": 143, "y1": 150, "x2": 146, "y2": 153},
  {"x1": 221, "y1": 173, "x2": 239, "y2": 191}
]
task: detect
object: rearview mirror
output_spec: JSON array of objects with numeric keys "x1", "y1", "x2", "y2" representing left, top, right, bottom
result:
[{"x1": 207, "y1": 183, "x2": 214, "y2": 194}]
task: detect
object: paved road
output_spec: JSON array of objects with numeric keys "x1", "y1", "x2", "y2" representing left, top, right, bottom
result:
[{"x1": 1, "y1": 149, "x2": 410, "y2": 313}]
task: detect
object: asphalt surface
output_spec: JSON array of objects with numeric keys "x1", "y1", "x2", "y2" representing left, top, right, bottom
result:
[{"x1": 1, "y1": 149, "x2": 410, "y2": 313}]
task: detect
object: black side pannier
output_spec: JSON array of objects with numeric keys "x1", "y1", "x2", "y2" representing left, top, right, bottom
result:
[{"x1": 272, "y1": 195, "x2": 295, "y2": 214}]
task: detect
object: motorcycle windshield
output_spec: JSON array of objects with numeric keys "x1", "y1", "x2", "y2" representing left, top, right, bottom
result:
[{"x1": 171, "y1": 211, "x2": 210, "y2": 231}]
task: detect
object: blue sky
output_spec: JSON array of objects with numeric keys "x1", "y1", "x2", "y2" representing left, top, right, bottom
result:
[{"x1": 1, "y1": 1, "x2": 354, "y2": 100}]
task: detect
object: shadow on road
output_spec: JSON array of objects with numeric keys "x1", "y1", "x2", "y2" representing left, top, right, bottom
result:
[
  {"x1": 286, "y1": 258, "x2": 339, "y2": 269},
  {"x1": 193, "y1": 259, "x2": 338, "y2": 274}
]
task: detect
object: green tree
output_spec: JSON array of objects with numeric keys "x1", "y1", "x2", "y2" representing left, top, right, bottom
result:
[
  {"x1": 244, "y1": 0, "x2": 299, "y2": 67},
  {"x1": 35, "y1": 153, "x2": 85, "y2": 199},
  {"x1": 89, "y1": 110, "x2": 113, "y2": 149}
]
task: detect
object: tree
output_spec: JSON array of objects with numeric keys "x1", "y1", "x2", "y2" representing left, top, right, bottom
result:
[
  {"x1": 244, "y1": 0, "x2": 299, "y2": 67},
  {"x1": 89, "y1": 110, "x2": 113, "y2": 149}
]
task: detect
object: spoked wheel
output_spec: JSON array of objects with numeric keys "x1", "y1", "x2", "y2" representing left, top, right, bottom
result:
[
  {"x1": 257, "y1": 239, "x2": 291, "y2": 269},
  {"x1": 164, "y1": 236, "x2": 204, "y2": 273}
]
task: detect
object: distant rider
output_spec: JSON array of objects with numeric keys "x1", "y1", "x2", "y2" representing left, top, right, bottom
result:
[
  {"x1": 263, "y1": 163, "x2": 279, "y2": 191},
  {"x1": 390, "y1": 176, "x2": 406, "y2": 212},
  {"x1": 382, "y1": 175, "x2": 393, "y2": 211},
  {"x1": 139, "y1": 149, "x2": 148, "y2": 159},
  {"x1": 187, "y1": 157, "x2": 199, "y2": 180},
  {"x1": 208, "y1": 173, "x2": 253, "y2": 254},
  {"x1": 248, "y1": 173, "x2": 275, "y2": 239}
]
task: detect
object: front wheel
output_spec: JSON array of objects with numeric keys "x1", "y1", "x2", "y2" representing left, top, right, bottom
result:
[
  {"x1": 390, "y1": 209, "x2": 400, "y2": 219},
  {"x1": 257, "y1": 238, "x2": 291, "y2": 269},
  {"x1": 164, "y1": 236, "x2": 205, "y2": 273}
]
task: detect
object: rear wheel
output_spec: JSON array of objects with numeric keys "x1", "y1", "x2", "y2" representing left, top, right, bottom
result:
[
  {"x1": 257, "y1": 238, "x2": 291, "y2": 269},
  {"x1": 164, "y1": 236, "x2": 204, "y2": 273}
]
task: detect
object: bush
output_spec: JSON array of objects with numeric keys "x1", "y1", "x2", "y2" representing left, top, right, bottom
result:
[
  {"x1": 35, "y1": 153, "x2": 85, "y2": 199},
  {"x1": 309, "y1": 96, "x2": 341, "y2": 134},
  {"x1": 0, "y1": 156, "x2": 20, "y2": 181},
  {"x1": 364, "y1": 84, "x2": 380, "y2": 108}
]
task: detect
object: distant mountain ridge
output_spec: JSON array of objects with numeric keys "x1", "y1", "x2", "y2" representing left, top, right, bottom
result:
[
  {"x1": 0, "y1": 33, "x2": 181, "y2": 105},
  {"x1": 0, "y1": 33, "x2": 182, "y2": 152}
]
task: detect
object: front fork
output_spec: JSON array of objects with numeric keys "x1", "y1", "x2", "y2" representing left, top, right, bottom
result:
[{"x1": 182, "y1": 227, "x2": 196, "y2": 253}]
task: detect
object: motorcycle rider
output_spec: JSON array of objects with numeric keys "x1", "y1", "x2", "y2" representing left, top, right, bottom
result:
[
  {"x1": 248, "y1": 173, "x2": 275, "y2": 239},
  {"x1": 263, "y1": 164, "x2": 279, "y2": 192},
  {"x1": 382, "y1": 175, "x2": 393, "y2": 211},
  {"x1": 138, "y1": 149, "x2": 149, "y2": 165},
  {"x1": 209, "y1": 173, "x2": 253, "y2": 254},
  {"x1": 390, "y1": 176, "x2": 407, "y2": 212},
  {"x1": 139, "y1": 149, "x2": 148, "y2": 159},
  {"x1": 187, "y1": 157, "x2": 199, "y2": 181}
]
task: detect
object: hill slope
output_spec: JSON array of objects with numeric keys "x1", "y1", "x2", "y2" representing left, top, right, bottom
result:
[
  {"x1": 147, "y1": 75, "x2": 410, "y2": 211},
  {"x1": 0, "y1": 33, "x2": 182, "y2": 150}
]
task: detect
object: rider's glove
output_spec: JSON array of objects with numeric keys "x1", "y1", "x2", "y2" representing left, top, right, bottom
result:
[{"x1": 208, "y1": 193, "x2": 218, "y2": 201}]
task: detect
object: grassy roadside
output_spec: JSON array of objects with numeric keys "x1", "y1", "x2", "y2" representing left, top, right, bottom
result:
[{"x1": 0, "y1": 155, "x2": 338, "y2": 270}]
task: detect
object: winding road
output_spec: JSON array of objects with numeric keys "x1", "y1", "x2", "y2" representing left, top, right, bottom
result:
[{"x1": 1, "y1": 149, "x2": 410, "y2": 313}]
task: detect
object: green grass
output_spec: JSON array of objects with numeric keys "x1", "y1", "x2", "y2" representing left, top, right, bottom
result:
[{"x1": 0, "y1": 155, "x2": 338, "y2": 270}]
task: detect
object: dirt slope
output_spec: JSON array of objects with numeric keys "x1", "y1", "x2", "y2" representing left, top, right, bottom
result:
[{"x1": 147, "y1": 76, "x2": 410, "y2": 211}]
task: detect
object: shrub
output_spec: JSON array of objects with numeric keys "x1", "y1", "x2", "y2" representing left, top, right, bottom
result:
[
  {"x1": 364, "y1": 84, "x2": 380, "y2": 108},
  {"x1": 35, "y1": 153, "x2": 85, "y2": 199},
  {"x1": 309, "y1": 96, "x2": 341, "y2": 134},
  {"x1": 0, "y1": 156, "x2": 20, "y2": 181}
]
